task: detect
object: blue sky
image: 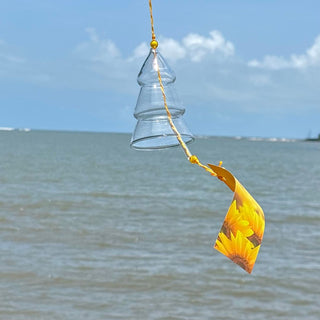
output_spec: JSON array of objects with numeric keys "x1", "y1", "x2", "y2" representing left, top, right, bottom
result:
[{"x1": 0, "y1": 0, "x2": 319, "y2": 138}]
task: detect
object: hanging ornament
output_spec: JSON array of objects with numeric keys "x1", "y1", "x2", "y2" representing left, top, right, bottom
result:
[
  {"x1": 131, "y1": 0, "x2": 265, "y2": 274},
  {"x1": 131, "y1": 43, "x2": 194, "y2": 149}
]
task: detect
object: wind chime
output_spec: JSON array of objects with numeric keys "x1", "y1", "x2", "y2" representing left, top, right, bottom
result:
[{"x1": 131, "y1": 0, "x2": 265, "y2": 273}]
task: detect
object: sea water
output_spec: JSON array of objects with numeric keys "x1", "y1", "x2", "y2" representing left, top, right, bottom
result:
[{"x1": 0, "y1": 130, "x2": 319, "y2": 320}]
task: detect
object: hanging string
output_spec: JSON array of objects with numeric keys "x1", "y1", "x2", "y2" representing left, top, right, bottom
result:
[
  {"x1": 148, "y1": 0, "x2": 224, "y2": 179},
  {"x1": 148, "y1": 0, "x2": 156, "y2": 42}
]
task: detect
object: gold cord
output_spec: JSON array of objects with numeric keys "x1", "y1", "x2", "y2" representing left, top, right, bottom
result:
[
  {"x1": 148, "y1": 0, "x2": 156, "y2": 41},
  {"x1": 148, "y1": 0, "x2": 218, "y2": 177}
]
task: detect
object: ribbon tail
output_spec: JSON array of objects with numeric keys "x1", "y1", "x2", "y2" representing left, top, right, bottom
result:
[{"x1": 208, "y1": 164, "x2": 265, "y2": 274}]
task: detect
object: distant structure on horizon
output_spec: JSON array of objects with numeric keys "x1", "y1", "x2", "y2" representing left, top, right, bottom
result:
[{"x1": 306, "y1": 133, "x2": 320, "y2": 142}]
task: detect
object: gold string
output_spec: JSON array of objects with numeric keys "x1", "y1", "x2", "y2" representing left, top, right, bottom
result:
[
  {"x1": 148, "y1": 0, "x2": 218, "y2": 177},
  {"x1": 154, "y1": 57, "x2": 192, "y2": 159},
  {"x1": 148, "y1": 0, "x2": 156, "y2": 41}
]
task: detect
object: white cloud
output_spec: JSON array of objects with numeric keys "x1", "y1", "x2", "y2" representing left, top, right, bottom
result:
[
  {"x1": 158, "y1": 37, "x2": 186, "y2": 61},
  {"x1": 73, "y1": 28, "x2": 139, "y2": 93},
  {"x1": 71, "y1": 28, "x2": 236, "y2": 94},
  {"x1": 70, "y1": 28, "x2": 320, "y2": 114},
  {"x1": 74, "y1": 28, "x2": 121, "y2": 63},
  {"x1": 0, "y1": 38, "x2": 28, "y2": 80},
  {"x1": 127, "y1": 30, "x2": 234, "y2": 63},
  {"x1": 182, "y1": 30, "x2": 234, "y2": 62},
  {"x1": 0, "y1": 39, "x2": 25, "y2": 67},
  {"x1": 3, "y1": 27, "x2": 318, "y2": 117},
  {"x1": 0, "y1": 53, "x2": 25, "y2": 64},
  {"x1": 130, "y1": 42, "x2": 149, "y2": 61},
  {"x1": 248, "y1": 35, "x2": 320, "y2": 69},
  {"x1": 160, "y1": 30, "x2": 235, "y2": 62},
  {"x1": 0, "y1": 38, "x2": 54, "y2": 85},
  {"x1": 74, "y1": 29, "x2": 234, "y2": 66}
]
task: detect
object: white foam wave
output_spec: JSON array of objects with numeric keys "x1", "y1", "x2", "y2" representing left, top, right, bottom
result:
[
  {"x1": 248, "y1": 136, "x2": 296, "y2": 142},
  {"x1": 0, "y1": 127, "x2": 31, "y2": 132}
]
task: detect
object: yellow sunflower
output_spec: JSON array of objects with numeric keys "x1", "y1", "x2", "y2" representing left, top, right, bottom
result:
[
  {"x1": 222, "y1": 200, "x2": 254, "y2": 239},
  {"x1": 235, "y1": 183, "x2": 264, "y2": 219},
  {"x1": 238, "y1": 202, "x2": 265, "y2": 247},
  {"x1": 215, "y1": 231, "x2": 260, "y2": 273}
]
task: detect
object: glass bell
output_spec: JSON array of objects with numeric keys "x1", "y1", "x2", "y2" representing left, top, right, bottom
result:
[{"x1": 130, "y1": 48, "x2": 194, "y2": 150}]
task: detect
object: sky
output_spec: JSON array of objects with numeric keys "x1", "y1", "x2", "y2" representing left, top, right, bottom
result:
[{"x1": 0, "y1": 0, "x2": 319, "y2": 139}]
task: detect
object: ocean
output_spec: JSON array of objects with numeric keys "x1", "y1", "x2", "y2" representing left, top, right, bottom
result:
[{"x1": 0, "y1": 130, "x2": 319, "y2": 320}]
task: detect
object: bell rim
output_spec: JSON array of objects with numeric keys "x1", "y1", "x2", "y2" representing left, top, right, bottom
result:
[{"x1": 130, "y1": 133, "x2": 195, "y2": 150}]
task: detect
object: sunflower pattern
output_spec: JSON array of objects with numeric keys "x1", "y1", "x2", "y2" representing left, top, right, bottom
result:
[
  {"x1": 207, "y1": 163, "x2": 265, "y2": 274},
  {"x1": 215, "y1": 231, "x2": 260, "y2": 273}
]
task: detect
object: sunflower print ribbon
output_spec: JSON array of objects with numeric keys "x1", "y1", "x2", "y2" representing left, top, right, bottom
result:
[{"x1": 208, "y1": 164, "x2": 265, "y2": 273}]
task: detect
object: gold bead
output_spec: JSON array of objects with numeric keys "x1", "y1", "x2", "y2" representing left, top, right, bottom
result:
[
  {"x1": 189, "y1": 155, "x2": 199, "y2": 164},
  {"x1": 150, "y1": 39, "x2": 158, "y2": 49}
]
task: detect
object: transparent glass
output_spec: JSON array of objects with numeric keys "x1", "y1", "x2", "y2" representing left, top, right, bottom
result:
[
  {"x1": 130, "y1": 48, "x2": 194, "y2": 150},
  {"x1": 131, "y1": 115, "x2": 194, "y2": 150}
]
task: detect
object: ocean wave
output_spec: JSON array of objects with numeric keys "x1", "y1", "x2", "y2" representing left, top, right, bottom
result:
[
  {"x1": 0, "y1": 127, "x2": 15, "y2": 131},
  {"x1": 248, "y1": 136, "x2": 296, "y2": 142},
  {"x1": 0, "y1": 127, "x2": 31, "y2": 132}
]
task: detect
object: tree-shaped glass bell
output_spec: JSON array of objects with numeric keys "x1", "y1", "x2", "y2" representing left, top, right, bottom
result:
[{"x1": 130, "y1": 48, "x2": 194, "y2": 149}]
